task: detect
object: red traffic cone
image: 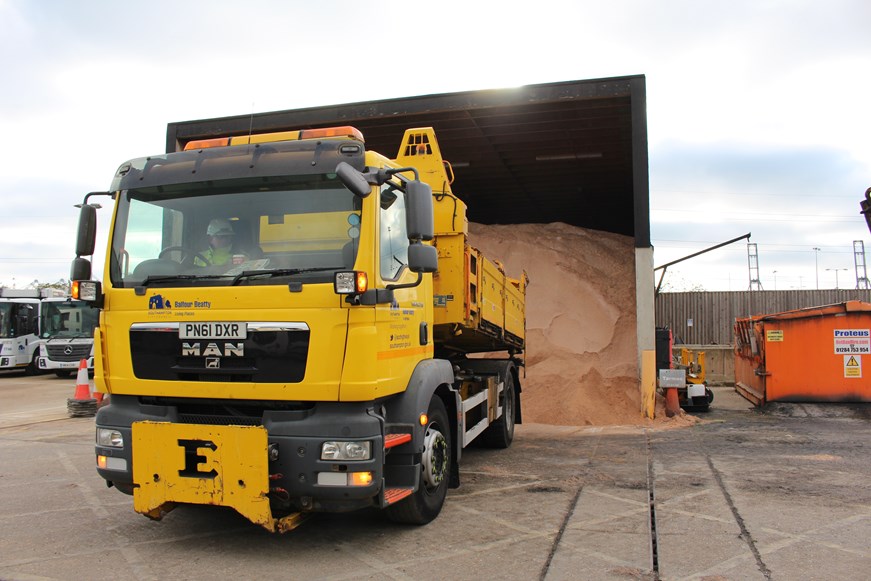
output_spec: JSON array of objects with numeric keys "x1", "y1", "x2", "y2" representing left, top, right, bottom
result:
[
  {"x1": 73, "y1": 359, "x2": 91, "y2": 399},
  {"x1": 68, "y1": 359, "x2": 97, "y2": 417},
  {"x1": 665, "y1": 387, "x2": 680, "y2": 418}
]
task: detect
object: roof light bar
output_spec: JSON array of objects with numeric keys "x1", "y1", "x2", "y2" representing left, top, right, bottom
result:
[{"x1": 183, "y1": 126, "x2": 365, "y2": 151}]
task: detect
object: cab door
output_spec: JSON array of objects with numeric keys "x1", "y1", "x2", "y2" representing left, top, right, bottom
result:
[
  {"x1": 12, "y1": 303, "x2": 38, "y2": 366},
  {"x1": 374, "y1": 185, "x2": 431, "y2": 395}
]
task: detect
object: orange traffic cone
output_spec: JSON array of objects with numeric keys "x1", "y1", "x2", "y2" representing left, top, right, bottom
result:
[
  {"x1": 68, "y1": 359, "x2": 97, "y2": 417},
  {"x1": 665, "y1": 387, "x2": 680, "y2": 418}
]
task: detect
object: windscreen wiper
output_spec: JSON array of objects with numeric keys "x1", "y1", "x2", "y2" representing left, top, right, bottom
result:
[
  {"x1": 231, "y1": 267, "x2": 345, "y2": 286},
  {"x1": 138, "y1": 274, "x2": 230, "y2": 287}
]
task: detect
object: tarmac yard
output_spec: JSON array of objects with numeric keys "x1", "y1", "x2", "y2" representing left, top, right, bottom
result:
[{"x1": 1, "y1": 375, "x2": 869, "y2": 581}]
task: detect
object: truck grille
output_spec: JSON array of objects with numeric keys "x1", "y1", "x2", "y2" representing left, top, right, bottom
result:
[
  {"x1": 129, "y1": 322, "x2": 309, "y2": 383},
  {"x1": 46, "y1": 344, "x2": 92, "y2": 361},
  {"x1": 139, "y1": 397, "x2": 315, "y2": 425}
]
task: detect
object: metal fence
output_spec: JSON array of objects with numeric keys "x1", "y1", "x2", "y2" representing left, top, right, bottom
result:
[{"x1": 655, "y1": 289, "x2": 871, "y2": 345}]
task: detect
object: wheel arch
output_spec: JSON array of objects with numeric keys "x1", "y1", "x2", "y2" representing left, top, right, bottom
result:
[{"x1": 383, "y1": 358, "x2": 456, "y2": 450}]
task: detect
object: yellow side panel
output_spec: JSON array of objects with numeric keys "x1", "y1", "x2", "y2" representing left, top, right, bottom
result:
[
  {"x1": 132, "y1": 422, "x2": 274, "y2": 529},
  {"x1": 92, "y1": 326, "x2": 108, "y2": 394},
  {"x1": 480, "y1": 258, "x2": 505, "y2": 331},
  {"x1": 339, "y1": 307, "x2": 379, "y2": 400},
  {"x1": 433, "y1": 233, "x2": 468, "y2": 327},
  {"x1": 504, "y1": 274, "x2": 526, "y2": 342}
]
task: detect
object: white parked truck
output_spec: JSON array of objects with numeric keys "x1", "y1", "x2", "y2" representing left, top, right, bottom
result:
[
  {"x1": 0, "y1": 288, "x2": 65, "y2": 373},
  {"x1": 37, "y1": 297, "x2": 101, "y2": 377}
]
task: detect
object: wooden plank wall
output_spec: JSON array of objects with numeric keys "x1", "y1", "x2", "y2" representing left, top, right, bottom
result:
[{"x1": 655, "y1": 290, "x2": 871, "y2": 345}]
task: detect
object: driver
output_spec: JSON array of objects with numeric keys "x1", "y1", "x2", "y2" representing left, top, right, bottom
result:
[{"x1": 195, "y1": 219, "x2": 247, "y2": 266}]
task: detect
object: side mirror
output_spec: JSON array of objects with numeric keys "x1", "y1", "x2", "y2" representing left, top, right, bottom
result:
[
  {"x1": 336, "y1": 162, "x2": 372, "y2": 198},
  {"x1": 70, "y1": 257, "x2": 92, "y2": 281},
  {"x1": 407, "y1": 243, "x2": 438, "y2": 273},
  {"x1": 76, "y1": 204, "x2": 98, "y2": 256},
  {"x1": 405, "y1": 180, "x2": 434, "y2": 241}
]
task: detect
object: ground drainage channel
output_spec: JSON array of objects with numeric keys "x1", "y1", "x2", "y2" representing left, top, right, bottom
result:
[{"x1": 538, "y1": 431, "x2": 661, "y2": 581}]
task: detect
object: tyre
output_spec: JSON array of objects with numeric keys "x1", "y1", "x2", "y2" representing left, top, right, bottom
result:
[
  {"x1": 480, "y1": 371, "x2": 516, "y2": 449},
  {"x1": 386, "y1": 396, "x2": 451, "y2": 525},
  {"x1": 25, "y1": 353, "x2": 42, "y2": 376}
]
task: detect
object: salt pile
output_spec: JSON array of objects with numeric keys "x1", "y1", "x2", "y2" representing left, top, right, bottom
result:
[{"x1": 469, "y1": 222, "x2": 649, "y2": 426}]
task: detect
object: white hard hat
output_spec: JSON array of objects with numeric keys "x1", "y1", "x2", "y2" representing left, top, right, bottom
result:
[{"x1": 207, "y1": 219, "x2": 234, "y2": 236}]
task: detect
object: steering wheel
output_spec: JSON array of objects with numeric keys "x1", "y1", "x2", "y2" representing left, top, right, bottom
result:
[{"x1": 158, "y1": 246, "x2": 210, "y2": 266}]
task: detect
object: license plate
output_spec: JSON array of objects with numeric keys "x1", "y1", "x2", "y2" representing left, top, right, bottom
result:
[{"x1": 179, "y1": 322, "x2": 247, "y2": 340}]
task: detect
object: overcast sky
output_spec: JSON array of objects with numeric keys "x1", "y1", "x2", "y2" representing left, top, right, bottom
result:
[{"x1": 2, "y1": 0, "x2": 870, "y2": 291}]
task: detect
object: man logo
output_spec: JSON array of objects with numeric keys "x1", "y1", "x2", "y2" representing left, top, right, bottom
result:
[
  {"x1": 181, "y1": 342, "x2": 244, "y2": 357},
  {"x1": 205, "y1": 357, "x2": 220, "y2": 368}
]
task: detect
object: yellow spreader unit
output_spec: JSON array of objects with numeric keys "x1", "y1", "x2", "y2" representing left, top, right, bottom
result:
[{"x1": 132, "y1": 422, "x2": 304, "y2": 532}]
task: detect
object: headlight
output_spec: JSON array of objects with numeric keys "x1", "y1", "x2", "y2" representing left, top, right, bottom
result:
[
  {"x1": 96, "y1": 428, "x2": 123, "y2": 448},
  {"x1": 321, "y1": 440, "x2": 371, "y2": 461}
]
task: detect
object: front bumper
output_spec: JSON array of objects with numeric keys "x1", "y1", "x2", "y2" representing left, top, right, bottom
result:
[{"x1": 95, "y1": 395, "x2": 399, "y2": 528}]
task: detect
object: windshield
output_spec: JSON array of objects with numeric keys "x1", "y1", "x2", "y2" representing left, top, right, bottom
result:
[
  {"x1": 41, "y1": 301, "x2": 100, "y2": 339},
  {"x1": 110, "y1": 174, "x2": 362, "y2": 287},
  {"x1": 0, "y1": 303, "x2": 11, "y2": 338}
]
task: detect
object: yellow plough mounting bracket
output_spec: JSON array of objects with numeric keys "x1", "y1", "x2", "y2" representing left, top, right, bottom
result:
[{"x1": 131, "y1": 421, "x2": 308, "y2": 533}]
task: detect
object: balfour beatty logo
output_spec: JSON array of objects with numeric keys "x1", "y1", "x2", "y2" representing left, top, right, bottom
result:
[
  {"x1": 834, "y1": 330, "x2": 870, "y2": 337},
  {"x1": 148, "y1": 294, "x2": 212, "y2": 309}
]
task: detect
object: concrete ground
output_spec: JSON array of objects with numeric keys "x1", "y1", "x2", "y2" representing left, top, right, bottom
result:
[{"x1": 1, "y1": 374, "x2": 869, "y2": 580}]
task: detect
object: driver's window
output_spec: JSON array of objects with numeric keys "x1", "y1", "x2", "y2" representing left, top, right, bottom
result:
[
  {"x1": 380, "y1": 186, "x2": 409, "y2": 280},
  {"x1": 124, "y1": 199, "x2": 182, "y2": 274}
]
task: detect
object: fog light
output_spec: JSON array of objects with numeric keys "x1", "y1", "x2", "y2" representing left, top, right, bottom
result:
[
  {"x1": 321, "y1": 440, "x2": 371, "y2": 461},
  {"x1": 350, "y1": 471, "x2": 373, "y2": 486},
  {"x1": 97, "y1": 455, "x2": 127, "y2": 471},
  {"x1": 316, "y1": 471, "x2": 374, "y2": 486},
  {"x1": 97, "y1": 428, "x2": 123, "y2": 448}
]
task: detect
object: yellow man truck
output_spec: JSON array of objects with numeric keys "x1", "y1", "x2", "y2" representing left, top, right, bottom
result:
[{"x1": 71, "y1": 124, "x2": 526, "y2": 532}]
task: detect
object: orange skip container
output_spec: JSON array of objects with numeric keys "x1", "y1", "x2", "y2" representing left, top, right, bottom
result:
[{"x1": 734, "y1": 301, "x2": 871, "y2": 405}]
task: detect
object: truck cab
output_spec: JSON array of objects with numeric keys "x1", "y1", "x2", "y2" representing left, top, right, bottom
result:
[{"x1": 37, "y1": 297, "x2": 101, "y2": 376}]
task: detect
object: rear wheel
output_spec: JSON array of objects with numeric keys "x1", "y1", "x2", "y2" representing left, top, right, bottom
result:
[
  {"x1": 480, "y1": 371, "x2": 516, "y2": 448},
  {"x1": 386, "y1": 396, "x2": 451, "y2": 525}
]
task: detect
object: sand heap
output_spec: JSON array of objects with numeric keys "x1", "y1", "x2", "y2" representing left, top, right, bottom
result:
[{"x1": 468, "y1": 222, "x2": 650, "y2": 427}]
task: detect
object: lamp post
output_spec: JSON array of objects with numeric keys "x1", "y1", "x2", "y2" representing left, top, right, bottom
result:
[
  {"x1": 826, "y1": 267, "x2": 847, "y2": 289},
  {"x1": 773, "y1": 270, "x2": 778, "y2": 291},
  {"x1": 813, "y1": 247, "x2": 821, "y2": 289}
]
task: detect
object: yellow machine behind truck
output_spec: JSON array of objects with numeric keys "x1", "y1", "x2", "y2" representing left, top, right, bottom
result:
[{"x1": 71, "y1": 125, "x2": 526, "y2": 532}]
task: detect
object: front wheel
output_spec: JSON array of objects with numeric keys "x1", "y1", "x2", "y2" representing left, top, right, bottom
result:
[
  {"x1": 386, "y1": 396, "x2": 451, "y2": 525},
  {"x1": 25, "y1": 353, "x2": 42, "y2": 376}
]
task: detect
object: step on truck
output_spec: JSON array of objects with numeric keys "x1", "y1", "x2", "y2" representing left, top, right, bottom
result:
[{"x1": 71, "y1": 125, "x2": 527, "y2": 532}]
